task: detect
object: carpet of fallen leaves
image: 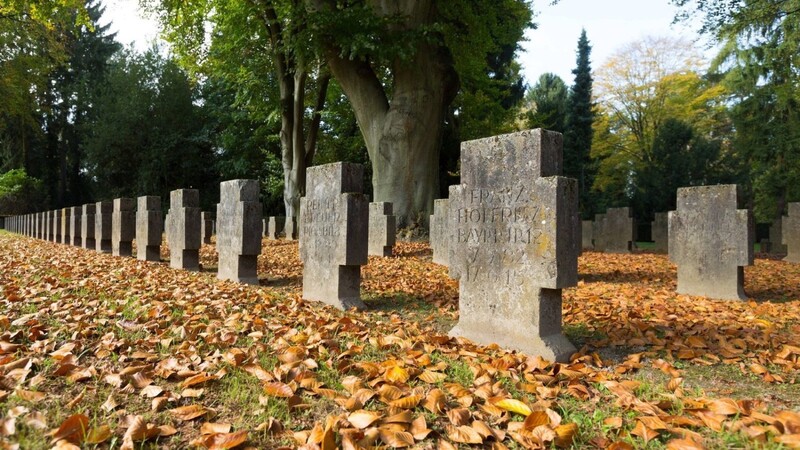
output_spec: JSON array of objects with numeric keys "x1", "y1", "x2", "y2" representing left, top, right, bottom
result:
[{"x1": 1, "y1": 232, "x2": 800, "y2": 449}]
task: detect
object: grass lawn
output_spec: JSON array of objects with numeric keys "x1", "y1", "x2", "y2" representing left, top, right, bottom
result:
[{"x1": 0, "y1": 231, "x2": 799, "y2": 449}]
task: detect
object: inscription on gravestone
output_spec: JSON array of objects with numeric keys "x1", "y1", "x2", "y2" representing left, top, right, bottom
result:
[
  {"x1": 669, "y1": 185, "x2": 753, "y2": 300},
  {"x1": 448, "y1": 129, "x2": 579, "y2": 362},
  {"x1": 300, "y1": 162, "x2": 368, "y2": 310}
]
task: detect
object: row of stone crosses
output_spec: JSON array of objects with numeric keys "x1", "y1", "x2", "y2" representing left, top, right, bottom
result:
[{"x1": 5, "y1": 129, "x2": 799, "y2": 362}]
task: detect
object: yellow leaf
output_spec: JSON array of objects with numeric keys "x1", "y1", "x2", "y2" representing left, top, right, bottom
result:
[
  {"x1": 347, "y1": 410, "x2": 382, "y2": 429},
  {"x1": 494, "y1": 398, "x2": 532, "y2": 417},
  {"x1": 385, "y1": 366, "x2": 410, "y2": 384}
]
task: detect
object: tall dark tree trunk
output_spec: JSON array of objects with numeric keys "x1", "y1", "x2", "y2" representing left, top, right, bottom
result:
[{"x1": 320, "y1": 0, "x2": 458, "y2": 227}]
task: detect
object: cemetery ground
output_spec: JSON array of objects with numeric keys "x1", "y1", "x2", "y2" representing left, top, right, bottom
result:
[{"x1": 1, "y1": 233, "x2": 800, "y2": 449}]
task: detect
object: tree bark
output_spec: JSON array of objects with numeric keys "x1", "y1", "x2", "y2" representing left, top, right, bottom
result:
[{"x1": 321, "y1": 0, "x2": 458, "y2": 227}]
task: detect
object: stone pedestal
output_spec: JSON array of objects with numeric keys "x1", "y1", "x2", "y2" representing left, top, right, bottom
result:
[
  {"x1": 669, "y1": 185, "x2": 753, "y2": 300},
  {"x1": 368, "y1": 202, "x2": 395, "y2": 257},
  {"x1": 166, "y1": 189, "x2": 201, "y2": 271},
  {"x1": 216, "y1": 180, "x2": 262, "y2": 284},
  {"x1": 448, "y1": 129, "x2": 579, "y2": 362},
  {"x1": 136, "y1": 196, "x2": 163, "y2": 261},
  {"x1": 300, "y1": 163, "x2": 368, "y2": 310}
]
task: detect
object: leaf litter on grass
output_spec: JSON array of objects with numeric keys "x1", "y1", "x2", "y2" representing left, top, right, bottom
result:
[{"x1": 0, "y1": 233, "x2": 799, "y2": 449}]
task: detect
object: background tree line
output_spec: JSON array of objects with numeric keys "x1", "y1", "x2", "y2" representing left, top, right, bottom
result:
[{"x1": 2, "y1": 0, "x2": 798, "y2": 228}]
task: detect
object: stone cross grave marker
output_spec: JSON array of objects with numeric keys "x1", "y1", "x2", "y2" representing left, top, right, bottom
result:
[
  {"x1": 783, "y1": 203, "x2": 800, "y2": 263},
  {"x1": 81, "y1": 204, "x2": 96, "y2": 250},
  {"x1": 267, "y1": 216, "x2": 285, "y2": 240},
  {"x1": 201, "y1": 211, "x2": 214, "y2": 244},
  {"x1": 430, "y1": 199, "x2": 450, "y2": 266},
  {"x1": 166, "y1": 189, "x2": 201, "y2": 271},
  {"x1": 669, "y1": 184, "x2": 753, "y2": 300},
  {"x1": 581, "y1": 220, "x2": 593, "y2": 250},
  {"x1": 112, "y1": 198, "x2": 135, "y2": 257},
  {"x1": 52, "y1": 210, "x2": 61, "y2": 243},
  {"x1": 95, "y1": 201, "x2": 113, "y2": 253},
  {"x1": 651, "y1": 212, "x2": 668, "y2": 253},
  {"x1": 368, "y1": 202, "x2": 396, "y2": 257},
  {"x1": 285, "y1": 216, "x2": 299, "y2": 241},
  {"x1": 769, "y1": 219, "x2": 788, "y2": 254},
  {"x1": 60, "y1": 208, "x2": 70, "y2": 244},
  {"x1": 216, "y1": 180, "x2": 262, "y2": 284},
  {"x1": 300, "y1": 162, "x2": 368, "y2": 310},
  {"x1": 603, "y1": 207, "x2": 635, "y2": 253},
  {"x1": 448, "y1": 129, "x2": 580, "y2": 362},
  {"x1": 136, "y1": 196, "x2": 163, "y2": 261},
  {"x1": 69, "y1": 206, "x2": 82, "y2": 246}
]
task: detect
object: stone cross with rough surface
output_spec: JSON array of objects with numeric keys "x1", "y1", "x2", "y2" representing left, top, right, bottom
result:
[
  {"x1": 81, "y1": 204, "x2": 95, "y2": 250},
  {"x1": 368, "y1": 202, "x2": 396, "y2": 257},
  {"x1": 267, "y1": 216, "x2": 285, "y2": 240},
  {"x1": 216, "y1": 180, "x2": 262, "y2": 284},
  {"x1": 300, "y1": 162, "x2": 368, "y2": 310},
  {"x1": 651, "y1": 212, "x2": 668, "y2": 253},
  {"x1": 61, "y1": 208, "x2": 70, "y2": 244},
  {"x1": 69, "y1": 207, "x2": 82, "y2": 246},
  {"x1": 447, "y1": 129, "x2": 580, "y2": 362},
  {"x1": 782, "y1": 203, "x2": 800, "y2": 263},
  {"x1": 602, "y1": 207, "x2": 635, "y2": 253},
  {"x1": 166, "y1": 189, "x2": 201, "y2": 271},
  {"x1": 769, "y1": 219, "x2": 788, "y2": 254},
  {"x1": 95, "y1": 201, "x2": 113, "y2": 253},
  {"x1": 136, "y1": 196, "x2": 163, "y2": 261},
  {"x1": 669, "y1": 184, "x2": 753, "y2": 300},
  {"x1": 430, "y1": 199, "x2": 450, "y2": 266},
  {"x1": 285, "y1": 217, "x2": 299, "y2": 240},
  {"x1": 112, "y1": 198, "x2": 135, "y2": 257},
  {"x1": 201, "y1": 212, "x2": 214, "y2": 244},
  {"x1": 581, "y1": 220, "x2": 593, "y2": 250},
  {"x1": 52, "y1": 210, "x2": 61, "y2": 243}
]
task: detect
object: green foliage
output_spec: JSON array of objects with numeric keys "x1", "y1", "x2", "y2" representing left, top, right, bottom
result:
[
  {"x1": 82, "y1": 47, "x2": 218, "y2": 208},
  {"x1": 673, "y1": 0, "x2": 800, "y2": 222},
  {"x1": 524, "y1": 73, "x2": 568, "y2": 132},
  {"x1": 591, "y1": 36, "x2": 738, "y2": 218},
  {"x1": 563, "y1": 29, "x2": 596, "y2": 218},
  {"x1": 0, "y1": 169, "x2": 46, "y2": 214}
]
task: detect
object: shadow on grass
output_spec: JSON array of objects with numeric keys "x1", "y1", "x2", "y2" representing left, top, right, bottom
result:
[{"x1": 363, "y1": 292, "x2": 456, "y2": 334}]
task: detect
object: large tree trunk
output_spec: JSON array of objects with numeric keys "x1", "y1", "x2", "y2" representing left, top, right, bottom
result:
[{"x1": 323, "y1": 1, "x2": 458, "y2": 227}]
